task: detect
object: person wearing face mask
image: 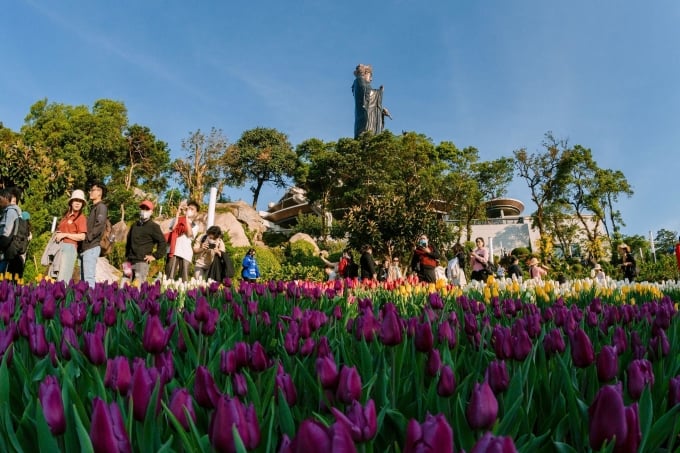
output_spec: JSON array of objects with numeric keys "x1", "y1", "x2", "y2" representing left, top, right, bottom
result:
[
  {"x1": 410, "y1": 234, "x2": 440, "y2": 283},
  {"x1": 123, "y1": 200, "x2": 166, "y2": 284},
  {"x1": 165, "y1": 200, "x2": 200, "y2": 281}
]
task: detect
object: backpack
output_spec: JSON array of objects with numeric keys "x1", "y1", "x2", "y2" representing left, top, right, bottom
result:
[
  {"x1": 99, "y1": 219, "x2": 114, "y2": 257},
  {"x1": 4, "y1": 209, "x2": 30, "y2": 260}
]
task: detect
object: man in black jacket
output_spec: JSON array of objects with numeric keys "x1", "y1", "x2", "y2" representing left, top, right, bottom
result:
[
  {"x1": 80, "y1": 182, "x2": 108, "y2": 288},
  {"x1": 124, "y1": 200, "x2": 165, "y2": 284}
]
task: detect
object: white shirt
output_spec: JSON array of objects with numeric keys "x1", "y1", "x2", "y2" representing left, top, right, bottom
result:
[{"x1": 171, "y1": 218, "x2": 198, "y2": 261}]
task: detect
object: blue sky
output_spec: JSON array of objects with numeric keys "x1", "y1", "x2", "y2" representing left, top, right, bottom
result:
[{"x1": 1, "y1": 1, "x2": 679, "y2": 238}]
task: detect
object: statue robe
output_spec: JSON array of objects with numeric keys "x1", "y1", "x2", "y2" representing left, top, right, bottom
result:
[{"x1": 352, "y1": 77, "x2": 384, "y2": 138}]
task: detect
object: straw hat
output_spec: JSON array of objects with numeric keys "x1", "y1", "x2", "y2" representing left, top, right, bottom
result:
[
  {"x1": 528, "y1": 257, "x2": 539, "y2": 266},
  {"x1": 617, "y1": 243, "x2": 630, "y2": 251},
  {"x1": 593, "y1": 263, "x2": 602, "y2": 271}
]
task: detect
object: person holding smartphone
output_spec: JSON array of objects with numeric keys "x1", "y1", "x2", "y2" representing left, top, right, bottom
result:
[{"x1": 193, "y1": 225, "x2": 226, "y2": 280}]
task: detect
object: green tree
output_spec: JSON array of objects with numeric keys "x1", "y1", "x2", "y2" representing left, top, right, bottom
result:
[
  {"x1": 108, "y1": 124, "x2": 171, "y2": 222},
  {"x1": 232, "y1": 127, "x2": 297, "y2": 208},
  {"x1": 295, "y1": 138, "x2": 341, "y2": 237},
  {"x1": 654, "y1": 229, "x2": 678, "y2": 255}
]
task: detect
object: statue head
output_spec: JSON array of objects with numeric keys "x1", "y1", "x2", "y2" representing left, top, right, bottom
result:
[{"x1": 354, "y1": 64, "x2": 373, "y2": 82}]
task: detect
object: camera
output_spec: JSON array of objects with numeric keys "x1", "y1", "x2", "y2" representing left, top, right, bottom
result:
[{"x1": 208, "y1": 243, "x2": 216, "y2": 249}]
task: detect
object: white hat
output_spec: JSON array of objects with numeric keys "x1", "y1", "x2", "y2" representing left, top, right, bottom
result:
[
  {"x1": 593, "y1": 263, "x2": 602, "y2": 271},
  {"x1": 69, "y1": 189, "x2": 86, "y2": 203}
]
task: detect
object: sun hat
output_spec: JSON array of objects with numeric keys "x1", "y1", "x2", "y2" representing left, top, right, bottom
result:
[
  {"x1": 69, "y1": 189, "x2": 86, "y2": 204},
  {"x1": 528, "y1": 257, "x2": 539, "y2": 266},
  {"x1": 618, "y1": 243, "x2": 630, "y2": 251},
  {"x1": 139, "y1": 200, "x2": 154, "y2": 210},
  {"x1": 593, "y1": 263, "x2": 602, "y2": 271}
]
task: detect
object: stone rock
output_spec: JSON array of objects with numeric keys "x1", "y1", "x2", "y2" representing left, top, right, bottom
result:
[
  {"x1": 213, "y1": 212, "x2": 250, "y2": 247},
  {"x1": 289, "y1": 232, "x2": 320, "y2": 255},
  {"x1": 223, "y1": 201, "x2": 267, "y2": 244}
]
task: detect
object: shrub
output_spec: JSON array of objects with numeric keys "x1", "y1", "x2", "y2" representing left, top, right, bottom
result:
[
  {"x1": 286, "y1": 240, "x2": 324, "y2": 268},
  {"x1": 262, "y1": 231, "x2": 289, "y2": 248},
  {"x1": 234, "y1": 246, "x2": 281, "y2": 280}
]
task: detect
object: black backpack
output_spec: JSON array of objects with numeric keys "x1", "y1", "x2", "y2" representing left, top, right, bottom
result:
[{"x1": 4, "y1": 208, "x2": 30, "y2": 260}]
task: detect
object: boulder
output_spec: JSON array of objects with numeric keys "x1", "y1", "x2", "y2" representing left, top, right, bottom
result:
[
  {"x1": 289, "y1": 232, "x2": 320, "y2": 255},
  {"x1": 213, "y1": 211, "x2": 250, "y2": 247}
]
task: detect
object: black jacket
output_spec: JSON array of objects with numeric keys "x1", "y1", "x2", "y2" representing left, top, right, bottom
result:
[
  {"x1": 82, "y1": 202, "x2": 108, "y2": 252},
  {"x1": 125, "y1": 219, "x2": 166, "y2": 263}
]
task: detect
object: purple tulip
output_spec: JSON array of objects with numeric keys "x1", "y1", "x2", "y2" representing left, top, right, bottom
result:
[
  {"x1": 59, "y1": 326, "x2": 79, "y2": 360},
  {"x1": 437, "y1": 365, "x2": 456, "y2": 397},
  {"x1": 569, "y1": 328, "x2": 595, "y2": 368},
  {"x1": 491, "y1": 326, "x2": 512, "y2": 360},
  {"x1": 281, "y1": 419, "x2": 356, "y2": 453},
  {"x1": 466, "y1": 381, "x2": 498, "y2": 430},
  {"x1": 83, "y1": 330, "x2": 107, "y2": 365},
  {"x1": 142, "y1": 315, "x2": 174, "y2": 354},
  {"x1": 649, "y1": 330, "x2": 670, "y2": 360},
  {"x1": 38, "y1": 376, "x2": 66, "y2": 435},
  {"x1": 249, "y1": 341, "x2": 269, "y2": 371},
  {"x1": 511, "y1": 325, "x2": 532, "y2": 361},
  {"x1": 105, "y1": 357, "x2": 132, "y2": 396},
  {"x1": 28, "y1": 323, "x2": 49, "y2": 357},
  {"x1": 471, "y1": 432, "x2": 518, "y2": 452},
  {"x1": 232, "y1": 372, "x2": 248, "y2": 398},
  {"x1": 275, "y1": 370, "x2": 298, "y2": 406},
  {"x1": 542, "y1": 328, "x2": 565, "y2": 357},
  {"x1": 596, "y1": 345, "x2": 618, "y2": 382},
  {"x1": 486, "y1": 360, "x2": 510, "y2": 394},
  {"x1": 330, "y1": 399, "x2": 377, "y2": 443},
  {"x1": 208, "y1": 395, "x2": 260, "y2": 452},
  {"x1": 426, "y1": 349, "x2": 442, "y2": 377},
  {"x1": 316, "y1": 355, "x2": 339, "y2": 389},
  {"x1": 300, "y1": 337, "x2": 316, "y2": 356},
  {"x1": 169, "y1": 388, "x2": 196, "y2": 431},
  {"x1": 621, "y1": 403, "x2": 641, "y2": 453},
  {"x1": 626, "y1": 359, "x2": 654, "y2": 400},
  {"x1": 414, "y1": 321, "x2": 434, "y2": 353},
  {"x1": 336, "y1": 366, "x2": 362, "y2": 404},
  {"x1": 41, "y1": 295, "x2": 57, "y2": 319},
  {"x1": 404, "y1": 413, "x2": 454, "y2": 453},
  {"x1": 90, "y1": 397, "x2": 131, "y2": 453},
  {"x1": 379, "y1": 303, "x2": 403, "y2": 346},
  {"x1": 130, "y1": 361, "x2": 161, "y2": 421},
  {"x1": 437, "y1": 321, "x2": 457, "y2": 349},
  {"x1": 194, "y1": 365, "x2": 221, "y2": 409},
  {"x1": 669, "y1": 375, "x2": 680, "y2": 409},
  {"x1": 588, "y1": 384, "x2": 627, "y2": 451},
  {"x1": 154, "y1": 349, "x2": 175, "y2": 384}
]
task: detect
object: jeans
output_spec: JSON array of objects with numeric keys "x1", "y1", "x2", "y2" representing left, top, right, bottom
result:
[
  {"x1": 57, "y1": 243, "x2": 78, "y2": 282},
  {"x1": 80, "y1": 246, "x2": 100, "y2": 288}
]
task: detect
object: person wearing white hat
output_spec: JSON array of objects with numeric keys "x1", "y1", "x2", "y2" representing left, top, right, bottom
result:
[
  {"x1": 590, "y1": 263, "x2": 606, "y2": 282},
  {"x1": 54, "y1": 189, "x2": 88, "y2": 282}
]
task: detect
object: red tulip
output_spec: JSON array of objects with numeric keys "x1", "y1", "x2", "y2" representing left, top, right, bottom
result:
[
  {"x1": 404, "y1": 413, "x2": 454, "y2": 453},
  {"x1": 169, "y1": 388, "x2": 196, "y2": 431},
  {"x1": 466, "y1": 381, "x2": 498, "y2": 430},
  {"x1": 38, "y1": 375, "x2": 66, "y2": 435},
  {"x1": 90, "y1": 397, "x2": 132, "y2": 453}
]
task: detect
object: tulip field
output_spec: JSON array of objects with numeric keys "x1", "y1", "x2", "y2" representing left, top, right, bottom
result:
[{"x1": 0, "y1": 274, "x2": 679, "y2": 452}]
